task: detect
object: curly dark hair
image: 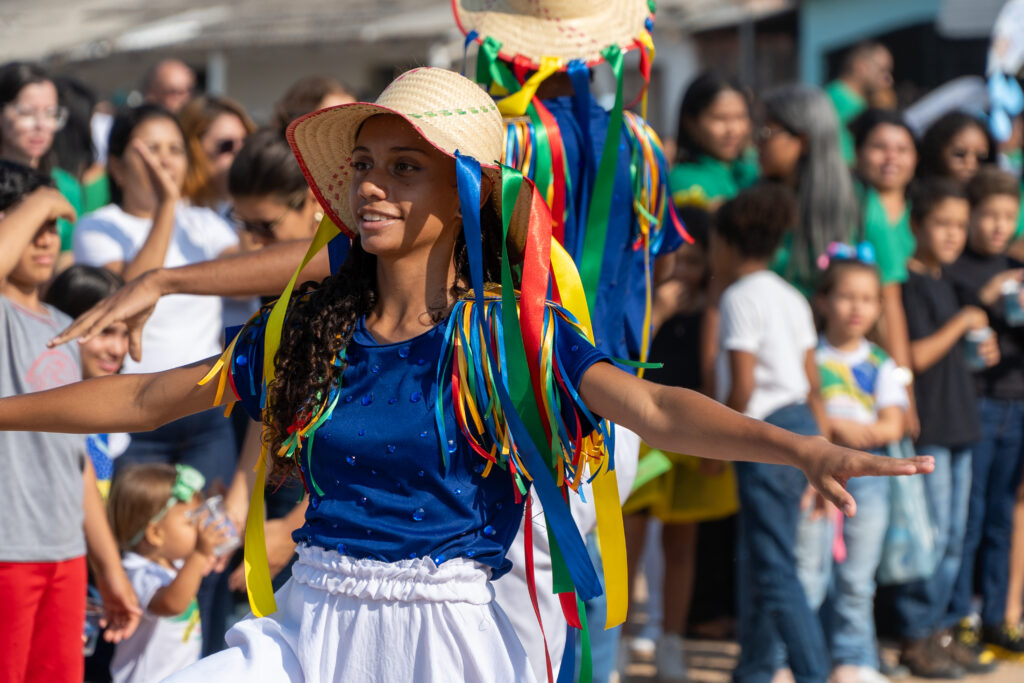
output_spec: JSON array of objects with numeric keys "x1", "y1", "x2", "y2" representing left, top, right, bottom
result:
[
  {"x1": 264, "y1": 203, "x2": 508, "y2": 482},
  {"x1": 714, "y1": 182, "x2": 797, "y2": 260}
]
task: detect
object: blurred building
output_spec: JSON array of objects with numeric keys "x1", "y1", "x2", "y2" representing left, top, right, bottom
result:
[{"x1": 0, "y1": 0, "x2": 1011, "y2": 136}]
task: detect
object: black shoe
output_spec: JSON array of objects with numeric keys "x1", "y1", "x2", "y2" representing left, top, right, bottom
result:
[
  {"x1": 899, "y1": 636, "x2": 965, "y2": 679},
  {"x1": 981, "y1": 623, "x2": 1024, "y2": 661},
  {"x1": 937, "y1": 628, "x2": 998, "y2": 674}
]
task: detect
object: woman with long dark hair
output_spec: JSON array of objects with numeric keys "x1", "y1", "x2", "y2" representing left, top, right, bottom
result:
[{"x1": 670, "y1": 71, "x2": 757, "y2": 212}]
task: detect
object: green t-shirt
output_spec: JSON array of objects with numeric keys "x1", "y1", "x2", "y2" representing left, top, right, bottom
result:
[
  {"x1": 825, "y1": 80, "x2": 866, "y2": 166},
  {"x1": 769, "y1": 233, "x2": 814, "y2": 298},
  {"x1": 51, "y1": 167, "x2": 81, "y2": 252},
  {"x1": 50, "y1": 167, "x2": 110, "y2": 252},
  {"x1": 669, "y1": 150, "x2": 759, "y2": 209},
  {"x1": 860, "y1": 185, "x2": 915, "y2": 285}
]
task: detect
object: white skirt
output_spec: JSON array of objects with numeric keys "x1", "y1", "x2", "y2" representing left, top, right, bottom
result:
[{"x1": 164, "y1": 545, "x2": 536, "y2": 683}]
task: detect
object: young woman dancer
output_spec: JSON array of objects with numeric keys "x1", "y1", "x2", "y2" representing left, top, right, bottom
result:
[{"x1": 0, "y1": 68, "x2": 931, "y2": 682}]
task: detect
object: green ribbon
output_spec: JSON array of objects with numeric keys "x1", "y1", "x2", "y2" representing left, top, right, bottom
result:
[{"x1": 579, "y1": 44, "x2": 625, "y2": 315}]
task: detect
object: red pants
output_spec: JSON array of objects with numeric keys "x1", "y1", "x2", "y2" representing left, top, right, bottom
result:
[{"x1": 0, "y1": 557, "x2": 86, "y2": 683}]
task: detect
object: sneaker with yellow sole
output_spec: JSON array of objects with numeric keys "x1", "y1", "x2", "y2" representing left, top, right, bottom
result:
[{"x1": 982, "y1": 623, "x2": 1024, "y2": 661}]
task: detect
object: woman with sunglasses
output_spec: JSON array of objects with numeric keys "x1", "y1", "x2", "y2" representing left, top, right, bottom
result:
[
  {"x1": 917, "y1": 111, "x2": 996, "y2": 187},
  {"x1": 227, "y1": 128, "x2": 321, "y2": 248},
  {"x1": 179, "y1": 95, "x2": 257, "y2": 215}
]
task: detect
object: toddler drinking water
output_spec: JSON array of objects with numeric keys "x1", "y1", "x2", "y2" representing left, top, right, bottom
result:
[{"x1": 107, "y1": 464, "x2": 232, "y2": 682}]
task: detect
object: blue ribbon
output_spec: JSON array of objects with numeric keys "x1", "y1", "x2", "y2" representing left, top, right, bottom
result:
[
  {"x1": 567, "y1": 60, "x2": 595, "y2": 261},
  {"x1": 453, "y1": 153, "x2": 602, "y2": 600}
]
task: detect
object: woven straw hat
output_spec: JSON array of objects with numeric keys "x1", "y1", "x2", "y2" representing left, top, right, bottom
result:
[
  {"x1": 287, "y1": 67, "x2": 506, "y2": 237},
  {"x1": 452, "y1": 0, "x2": 653, "y2": 70}
]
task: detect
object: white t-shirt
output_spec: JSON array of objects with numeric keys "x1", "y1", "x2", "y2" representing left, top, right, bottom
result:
[
  {"x1": 716, "y1": 270, "x2": 817, "y2": 420},
  {"x1": 816, "y1": 338, "x2": 909, "y2": 425},
  {"x1": 110, "y1": 553, "x2": 202, "y2": 683},
  {"x1": 73, "y1": 202, "x2": 238, "y2": 374}
]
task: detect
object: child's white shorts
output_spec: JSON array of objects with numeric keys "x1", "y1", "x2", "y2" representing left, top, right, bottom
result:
[{"x1": 164, "y1": 544, "x2": 536, "y2": 682}]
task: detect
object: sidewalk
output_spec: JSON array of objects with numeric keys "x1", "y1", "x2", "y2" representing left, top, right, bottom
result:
[{"x1": 620, "y1": 638, "x2": 1024, "y2": 682}]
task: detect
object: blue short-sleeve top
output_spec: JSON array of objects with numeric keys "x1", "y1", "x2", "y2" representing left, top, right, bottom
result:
[{"x1": 229, "y1": 301, "x2": 608, "y2": 578}]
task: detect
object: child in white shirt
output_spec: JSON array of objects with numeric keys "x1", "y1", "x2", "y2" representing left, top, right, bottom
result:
[{"x1": 107, "y1": 464, "x2": 231, "y2": 683}]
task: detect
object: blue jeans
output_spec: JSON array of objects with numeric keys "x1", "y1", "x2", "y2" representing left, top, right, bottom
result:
[
  {"x1": 579, "y1": 531, "x2": 621, "y2": 683},
  {"x1": 891, "y1": 445, "x2": 972, "y2": 640},
  {"x1": 949, "y1": 398, "x2": 1024, "y2": 627},
  {"x1": 827, "y1": 475, "x2": 889, "y2": 668},
  {"x1": 116, "y1": 406, "x2": 240, "y2": 655},
  {"x1": 733, "y1": 404, "x2": 829, "y2": 683}
]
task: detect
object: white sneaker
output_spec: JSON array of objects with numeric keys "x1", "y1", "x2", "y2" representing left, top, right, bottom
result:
[
  {"x1": 855, "y1": 666, "x2": 890, "y2": 683},
  {"x1": 630, "y1": 635, "x2": 657, "y2": 661},
  {"x1": 655, "y1": 633, "x2": 688, "y2": 682}
]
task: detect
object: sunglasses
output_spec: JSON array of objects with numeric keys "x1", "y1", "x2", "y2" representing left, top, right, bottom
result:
[
  {"x1": 948, "y1": 148, "x2": 987, "y2": 162},
  {"x1": 213, "y1": 138, "x2": 244, "y2": 157},
  {"x1": 229, "y1": 196, "x2": 305, "y2": 239}
]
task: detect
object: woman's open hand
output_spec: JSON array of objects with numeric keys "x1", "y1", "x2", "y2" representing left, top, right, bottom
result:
[{"x1": 798, "y1": 436, "x2": 933, "y2": 517}]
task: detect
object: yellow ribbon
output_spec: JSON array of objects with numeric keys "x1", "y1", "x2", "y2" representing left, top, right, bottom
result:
[
  {"x1": 245, "y1": 215, "x2": 342, "y2": 617},
  {"x1": 496, "y1": 56, "x2": 562, "y2": 117},
  {"x1": 550, "y1": 237, "x2": 628, "y2": 628}
]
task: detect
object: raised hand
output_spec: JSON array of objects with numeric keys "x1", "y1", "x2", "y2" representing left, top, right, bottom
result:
[
  {"x1": 48, "y1": 268, "x2": 164, "y2": 361},
  {"x1": 132, "y1": 138, "x2": 181, "y2": 205}
]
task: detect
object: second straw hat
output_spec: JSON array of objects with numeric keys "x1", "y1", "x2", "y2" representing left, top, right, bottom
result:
[
  {"x1": 287, "y1": 67, "x2": 506, "y2": 237},
  {"x1": 452, "y1": 0, "x2": 654, "y2": 70}
]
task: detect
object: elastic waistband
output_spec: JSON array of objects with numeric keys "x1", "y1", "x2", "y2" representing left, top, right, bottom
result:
[{"x1": 291, "y1": 544, "x2": 494, "y2": 604}]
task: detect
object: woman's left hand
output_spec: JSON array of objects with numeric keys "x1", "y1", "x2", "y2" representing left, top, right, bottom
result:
[
  {"x1": 798, "y1": 437, "x2": 934, "y2": 518},
  {"x1": 132, "y1": 138, "x2": 181, "y2": 205}
]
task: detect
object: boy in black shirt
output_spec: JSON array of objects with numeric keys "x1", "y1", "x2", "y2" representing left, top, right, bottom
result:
[
  {"x1": 895, "y1": 178, "x2": 999, "y2": 677},
  {"x1": 946, "y1": 166, "x2": 1024, "y2": 657}
]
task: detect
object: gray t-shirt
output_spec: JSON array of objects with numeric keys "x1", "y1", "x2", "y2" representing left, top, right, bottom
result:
[{"x1": 0, "y1": 296, "x2": 86, "y2": 562}]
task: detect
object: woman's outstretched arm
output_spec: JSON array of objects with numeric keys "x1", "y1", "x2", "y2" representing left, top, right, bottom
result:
[
  {"x1": 0, "y1": 356, "x2": 224, "y2": 435},
  {"x1": 579, "y1": 362, "x2": 933, "y2": 517}
]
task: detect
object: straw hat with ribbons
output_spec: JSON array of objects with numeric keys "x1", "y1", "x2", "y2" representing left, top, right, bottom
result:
[{"x1": 208, "y1": 68, "x2": 621, "y2": 632}]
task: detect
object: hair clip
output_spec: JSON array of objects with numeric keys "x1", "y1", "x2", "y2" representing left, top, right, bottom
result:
[{"x1": 816, "y1": 241, "x2": 877, "y2": 270}]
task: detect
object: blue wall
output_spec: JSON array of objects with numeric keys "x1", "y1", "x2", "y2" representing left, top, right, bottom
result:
[{"x1": 800, "y1": 0, "x2": 943, "y2": 84}]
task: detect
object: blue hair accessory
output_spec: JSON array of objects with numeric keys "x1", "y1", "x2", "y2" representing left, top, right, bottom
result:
[{"x1": 817, "y1": 241, "x2": 876, "y2": 270}]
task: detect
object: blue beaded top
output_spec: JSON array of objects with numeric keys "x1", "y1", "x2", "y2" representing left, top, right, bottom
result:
[{"x1": 229, "y1": 304, "x2": 607, "y2": 578}]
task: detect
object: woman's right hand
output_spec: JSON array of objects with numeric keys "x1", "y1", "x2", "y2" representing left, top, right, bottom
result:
[
  {"x1": 48, "y1": 268, "x2": 165, "y2": 361},
  {"x1": 132, "y1": 138, "x2": 181, "y2": 205}
]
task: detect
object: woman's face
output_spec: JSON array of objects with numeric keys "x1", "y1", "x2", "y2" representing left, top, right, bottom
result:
[
  {"x1": 0, "y1": 80, "x2": 61, "y2": 167},
  {"x1": 112, "y1": 117, "x2": 188, "y2": 212},
  {"x1": 757, "y1": 118, "x2": 803, "y2": 181},
  {"x1": 942, "y1": 125, "x2": 989, "y2": 185},
  {"x1": 80, "y1": 323, "x2": 129, "y2": 379},
  {"x1": 349, "y1": 115, "x2": 462, "y2": 259},
  {"x1": 200, "y1": 113, "x2": 249, "y2": 198},
  {"x1": 689, "y1": 90, "x2": 750, "y2": 162},
  {"x1": 857, "y1": 123, "x2": 917, "y2": 193},
  {"x1": 232, "y1": 193, "x2": 318, "y2": 248}
]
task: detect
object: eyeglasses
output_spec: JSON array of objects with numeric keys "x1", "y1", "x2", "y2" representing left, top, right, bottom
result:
[
  {"x1": 756, "y1": 124, "x2": 793, "y2": 143},
  {"x1": 948, "y1": 148, "x2": 987, "y2": 162},
  {"x1": 3, "y1": 104, "x2": 68, "y2": 131},
  {"x1": 229, "y1": 196, "x2": 305, "y2": 239},
  {"x1": 212, "y1": 138, "x2": 244, "y2": 157}
]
